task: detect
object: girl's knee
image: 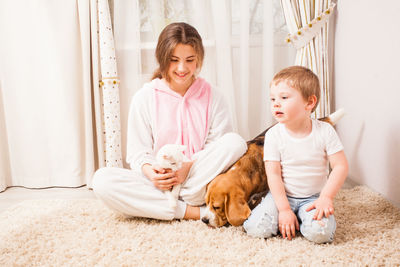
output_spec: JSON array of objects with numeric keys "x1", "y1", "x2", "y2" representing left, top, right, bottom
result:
[
  {"x1": 181, "y1": 188, "x2": 206, "y2": 206},
  {"x1": 220, "y1": 132, "x2": 247, "y2": 154},
  {"x1": 92, "y1": 167, "x2": 114, "y2": 196},
  {"x1": 301, "y1": 216, "x2": 336, "y2": 244}
]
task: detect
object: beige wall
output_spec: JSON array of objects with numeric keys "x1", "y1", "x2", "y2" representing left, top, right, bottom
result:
[{"x1": 333, "y1": 1, "x2": 400, "y2": 208}]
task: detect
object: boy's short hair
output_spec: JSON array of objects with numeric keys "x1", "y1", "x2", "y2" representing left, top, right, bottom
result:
[{"x1": 271, "y1": 66, "x2": 320, "y2": 112}]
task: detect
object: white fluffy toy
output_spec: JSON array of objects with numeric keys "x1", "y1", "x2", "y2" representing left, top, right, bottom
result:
[{"x1": 155, "y1": 144, "x2": 189, "y2": 208}]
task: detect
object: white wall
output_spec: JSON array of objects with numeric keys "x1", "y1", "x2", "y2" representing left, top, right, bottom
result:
[{"x1": 334, "y1": 1, "x2": 400, "y2": 208}]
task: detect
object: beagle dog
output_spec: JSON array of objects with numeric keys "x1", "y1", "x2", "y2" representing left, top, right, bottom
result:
[
  {"x1": 201, "y1": 111, "x2": 343, "y2": 228},
  {"x1": 201, "y1": 130, "x2": 269, "y2": 227}
]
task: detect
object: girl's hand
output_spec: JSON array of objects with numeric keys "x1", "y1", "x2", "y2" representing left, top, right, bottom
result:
[
  {"x1": 175, "y1": 161, "x2": 194, "y2": 185},
  {"x1": 142, "y1": 164, "x2": 177, "y2": 191},
  {"x1": 306, "y1": 195, "x2": 334, "y2": 220},
  {"x1": 278, "y1": 209, "x2": 299, "y2": 240}
]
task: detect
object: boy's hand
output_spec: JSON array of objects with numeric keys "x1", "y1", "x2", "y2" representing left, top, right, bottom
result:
[
  {"x1": 306, "y1": 195, "x2": 334, "y2": 220},
  {"x1": 278, "y1": 209, "x2": 299, "y2": 240}
]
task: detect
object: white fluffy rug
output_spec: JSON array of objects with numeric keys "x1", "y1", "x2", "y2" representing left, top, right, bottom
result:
[{"x1": 1, "y1": 186, "x2": 399, "y2": 266}]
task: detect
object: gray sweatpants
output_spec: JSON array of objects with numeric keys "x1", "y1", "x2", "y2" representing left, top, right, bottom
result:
[{"x1": 92, "y1": 133, "x2": 247, "y2": 220}]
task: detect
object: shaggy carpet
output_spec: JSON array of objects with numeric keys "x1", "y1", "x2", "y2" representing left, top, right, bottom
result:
[{"x1": 0, "y1": 186, "x2": 399, "y2": 266}]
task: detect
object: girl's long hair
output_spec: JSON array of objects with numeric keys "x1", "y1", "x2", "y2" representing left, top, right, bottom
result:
[{"x1": 151, "y1": 22, "x2": 204, "y2": 81}]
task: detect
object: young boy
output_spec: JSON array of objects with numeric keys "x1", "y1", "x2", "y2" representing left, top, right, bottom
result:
[{"x1": 243, "y1": 66, "x2": 348, "y2": 244}]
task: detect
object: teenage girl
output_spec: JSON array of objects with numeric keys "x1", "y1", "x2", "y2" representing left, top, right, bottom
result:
[{"x1": 92, "y1": 22, "x2": 247, "y2": 220}]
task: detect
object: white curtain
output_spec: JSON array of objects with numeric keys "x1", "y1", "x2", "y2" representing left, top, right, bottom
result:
[
  {"x1": 0, "y1": 1, "x2": 95, "y2": 190},
  {"x1": 96, "y1": 0, "x2": 123, "y2": 168},
  {"x1": 112, "y1": 0, "x2": 294, "y2": 153},
  {"x1": 0, "y1": 0, "x2": 121, "y2": 191},
  {"x1": 281, "y1": 0, "x2": 335, "y2": 118}
]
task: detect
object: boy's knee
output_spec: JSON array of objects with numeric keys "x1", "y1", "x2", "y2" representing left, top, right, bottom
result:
[
  {"x1": 244, "y1": 193, "x2": 278, "y2": 238},
  {"x1": 243, "y1": 212, "x2": 278, "y2": 239},
  {"x1": 220, "y1": 132, "x2": 247, "y2": 154},
  {"x1": 301, "y1": 217, "x2": 336, "y2": 244}
]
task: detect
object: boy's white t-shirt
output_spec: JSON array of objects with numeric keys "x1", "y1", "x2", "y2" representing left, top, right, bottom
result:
[{"x1": 263, "y1": 119, "x2": 344, "y2": 198}]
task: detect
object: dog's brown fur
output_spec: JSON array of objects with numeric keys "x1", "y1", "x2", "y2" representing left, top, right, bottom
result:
[
  {"x1": 203, "y1": 116, "x2": 334, "y2": 227},
  {"x1": 203, "y1": 129, "x2": 269, "y2": 227}
]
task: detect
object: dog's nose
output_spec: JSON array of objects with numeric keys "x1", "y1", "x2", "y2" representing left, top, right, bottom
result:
[{"x1": 201, "y1": 217, "x2": 209, "y2": 224}]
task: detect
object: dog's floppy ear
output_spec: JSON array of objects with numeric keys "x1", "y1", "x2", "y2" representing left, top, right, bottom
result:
[
  {"x1": 225, "y1": 190, "x2": 251, "y2": 226},
  {"x1": 205, "y1": 186, "x2": 210, "y2": 205},
  {"x1": 205, "y1": 180, "x2": 213, "y2": 205}
]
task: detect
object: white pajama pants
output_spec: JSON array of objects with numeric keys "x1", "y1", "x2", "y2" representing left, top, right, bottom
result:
[{"x1": 92, "y1": 133, "x2": 247, "y2": 220}]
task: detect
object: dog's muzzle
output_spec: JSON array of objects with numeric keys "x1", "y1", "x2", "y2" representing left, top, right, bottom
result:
[
  {"x1": 200, "y1": 206, "x2": 218, "y2": 227},
  {"x1": 201, "y1": 217, "x2": 209, "y2": 224}
]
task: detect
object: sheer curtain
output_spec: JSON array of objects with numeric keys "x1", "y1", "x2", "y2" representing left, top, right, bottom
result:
[{"x1": 112, "y1": 0, "x2": 294, "y2": 161}]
